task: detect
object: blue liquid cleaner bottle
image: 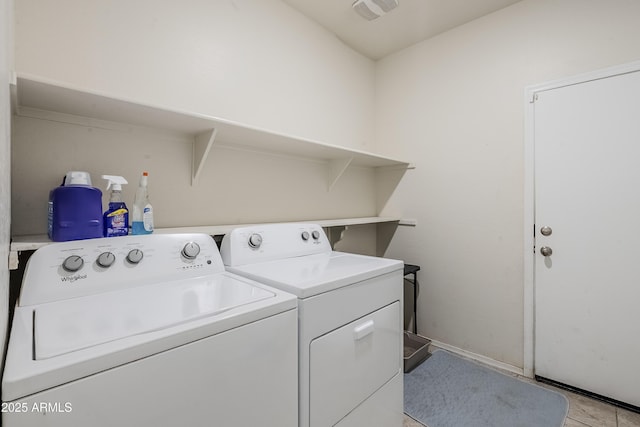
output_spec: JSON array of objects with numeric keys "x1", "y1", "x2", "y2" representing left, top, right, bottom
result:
[
  {"x1": 48, "y1": 171, "x2": 103, "y2": 242},
  {"x1": 102, "y1": 175, "x2": 129, "y2": 237}
]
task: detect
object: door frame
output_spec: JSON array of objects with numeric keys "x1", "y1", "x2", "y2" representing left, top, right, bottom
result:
[{"x1": 522, "y1": 59, "x2": 640, "y2": 378}]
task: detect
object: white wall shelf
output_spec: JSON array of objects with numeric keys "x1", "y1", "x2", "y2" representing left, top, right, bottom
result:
[
  {"x1": 11, "y1": 74, "x2": 410, "y2": 190},
  {"x1": 9, "y1": 216, "x2": 401, "y2": 269}
]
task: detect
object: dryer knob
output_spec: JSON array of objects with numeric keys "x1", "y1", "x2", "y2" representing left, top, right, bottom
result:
[
  {"x1": 126, "y1": 249, "x2": 144, "y2": 264},
  {"x1": 312, "y1": 230, "x2": 320, "y2": 240},
  {"x1": 301, "y1": 231, "x2": 310, "y2": 241},
  {"x1": 97, "y1": 251, "x2": 116, "y2": 268},
  {"x1": 62, "y1": 255, "x2": 84, "y2": 272},
  {"x1": 248, "y1": 233, "x2": 263, "y2": 249},
  {"x1": 182, "y1": 242, "x2": 201, "y2": 259}
]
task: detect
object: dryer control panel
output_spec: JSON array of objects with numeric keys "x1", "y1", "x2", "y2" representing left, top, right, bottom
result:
[
  {"x1": 220, "y1": 223, "x2": 331, "y2": 267},
  {"x1": 20, "y1": 233, "x2": 224, "y2": 306}
]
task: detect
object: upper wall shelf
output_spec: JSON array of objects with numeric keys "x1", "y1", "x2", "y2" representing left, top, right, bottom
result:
[{"x1": 11, "y1": 74, "x2": 410, "y2": 188}]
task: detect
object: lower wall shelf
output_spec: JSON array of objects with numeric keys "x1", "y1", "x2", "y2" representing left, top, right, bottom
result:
[{"x1": 9, "y1": 216, "x2": 401, "y2": 270}]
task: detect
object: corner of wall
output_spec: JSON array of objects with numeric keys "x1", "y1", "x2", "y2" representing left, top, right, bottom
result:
[{"x1": 1, "y1": 0, "x2": 14, "y2": 368}]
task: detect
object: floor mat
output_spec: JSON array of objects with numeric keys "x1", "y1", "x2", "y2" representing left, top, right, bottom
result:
[{"x1": 404, "y1": 350, "x2": 568, "y2": 427}]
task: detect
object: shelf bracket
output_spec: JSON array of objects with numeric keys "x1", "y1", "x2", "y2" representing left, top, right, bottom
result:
[
  {"x1": 192, "y1": 128, "x2": 217, "y2": 185},
  {"x1": 328, "y1": 157, "x2": 353, "y2": 191},
  {"x1": 325, "y1": 225, "x2": 348, "y2": 249}
]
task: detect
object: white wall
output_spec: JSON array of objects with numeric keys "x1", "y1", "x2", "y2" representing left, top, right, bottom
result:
[
  {"x1": 15, "y1": 0, "x2": 375, "y2": 151},
  {"x1": 1, "y1": 0, "x2": 13, "y2": 364},
  {"x1": 376, "y1": 0, "x2": 640, "y2": 368},
  {"x1": 12, "y1": 0, "x2": 381, "y2": 235}
]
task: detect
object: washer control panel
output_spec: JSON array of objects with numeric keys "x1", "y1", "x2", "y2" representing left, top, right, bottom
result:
[
  {"x1": 20, "y1": 234, "x2": 224, "y2": 306},
  {"x1": 220, "y1": 223, "x2": 331, "y2": 267}
]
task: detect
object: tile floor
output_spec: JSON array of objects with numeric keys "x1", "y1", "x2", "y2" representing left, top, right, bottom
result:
[{"x1": 402, "y1": 361, "x2": 640, "y2": 427}]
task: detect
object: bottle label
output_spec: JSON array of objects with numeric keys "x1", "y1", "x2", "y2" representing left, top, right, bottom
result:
[
  {"x1": 106, "y1": 208, "x2": 128, "y2": 237},
  {"x1": 47, "y1": 201, "x2": 54, "y2": 238},
  {"x1": 143, "y1": 205, "x2": 154, "y2": 232}
]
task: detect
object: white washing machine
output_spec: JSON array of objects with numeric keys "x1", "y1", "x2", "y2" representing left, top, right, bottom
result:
[
  {"x1": 2, "y1": 233, "x2": 298, "y2": 427},
  {"x1": 220, "y1": 223, "x2": 404, "y2": 427}
]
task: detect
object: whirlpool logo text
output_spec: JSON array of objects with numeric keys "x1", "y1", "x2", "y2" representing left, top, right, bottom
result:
[{"x1": 60, "y1": 274, "x2": 87, "y2": 283}]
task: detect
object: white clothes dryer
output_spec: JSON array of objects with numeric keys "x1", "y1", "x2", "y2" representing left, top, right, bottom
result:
[
  {"x1": 221, "y1": 223, "x2": 404, "y2": 427},
  {"x1": 2, "y1": 233, "x2": 298, "y2": 427}
]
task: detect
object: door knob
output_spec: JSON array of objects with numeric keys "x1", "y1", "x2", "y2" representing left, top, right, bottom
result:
[
  {"x1": 540, "y1": 226, "x2": 552, "y2": 236},
  {"x1": 540, "y1": 246, "x2": 553, "y2": 257}
]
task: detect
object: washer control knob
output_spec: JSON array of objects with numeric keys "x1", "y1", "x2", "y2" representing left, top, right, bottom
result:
[
  {"x1": 248, "y1": 233, "x2": 263, "y2": 249},
  {"x1": 126, "y1": 249, "x2": 144, "y2": 264},
  {"x1": 312, "y1": 230, "x2": 320, "y2": 240},
  {"x1": 97, "y1": 252, "x2": 116, "y2": 268},
  {"x1": 62, "y1": 255, "x2": 84, "y2": 272},
  {"x1": 301, "y1": 231, "x2": 310, "y2": 241},
  {"x1": 182, "y1": 242, "x2": 201, "y2": 260}
]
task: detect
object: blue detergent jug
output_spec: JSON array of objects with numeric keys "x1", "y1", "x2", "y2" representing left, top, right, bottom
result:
[{"x1": 48, "y1": 171, "x2": 103, "y2": 242}]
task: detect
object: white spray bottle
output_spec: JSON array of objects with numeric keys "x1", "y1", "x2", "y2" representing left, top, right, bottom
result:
[{"x1": 132, "y1": 171, "x2": 154, "y2": 235}]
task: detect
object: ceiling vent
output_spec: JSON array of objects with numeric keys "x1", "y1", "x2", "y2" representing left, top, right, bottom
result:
[{"x1": 352, "y1": 0, "x2": 399, "y2": 21}]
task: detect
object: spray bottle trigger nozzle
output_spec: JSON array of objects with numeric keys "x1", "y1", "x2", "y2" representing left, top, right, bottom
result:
[{"x1": 102, "y1": 175, "x2": 128, "y2": 191}]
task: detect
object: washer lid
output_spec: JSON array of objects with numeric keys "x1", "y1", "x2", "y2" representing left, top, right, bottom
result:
[
  {"x1": 33, "y1": 274, "x2": 274, "y2": 359},
  {"x1": 228, "y1": 251, "x2": 402, "y2": 298}
]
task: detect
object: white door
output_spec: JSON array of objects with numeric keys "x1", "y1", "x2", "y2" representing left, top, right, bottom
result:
[{"x1": 534, "y1": 68, "x2": 640, "y2": 407}]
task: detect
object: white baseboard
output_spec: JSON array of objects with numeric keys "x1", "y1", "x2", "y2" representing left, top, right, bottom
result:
[{"x1": 429, "y1": 339, "x2": 525, "y2": 377}]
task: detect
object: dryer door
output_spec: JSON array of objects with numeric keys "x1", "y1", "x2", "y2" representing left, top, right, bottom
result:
[{"x1": 309, "y1": 301, "x2": 401, "y2": 426}]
